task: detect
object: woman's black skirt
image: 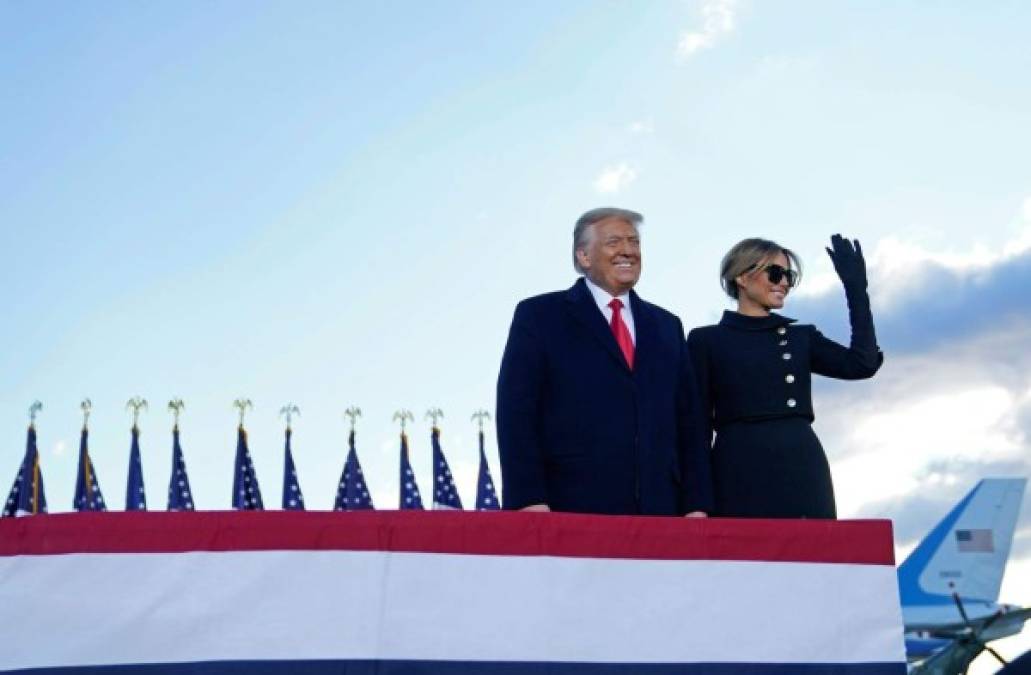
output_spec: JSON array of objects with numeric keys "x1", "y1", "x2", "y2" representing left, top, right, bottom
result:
[{"x1": 712, "y1": 417, "x2": 836, "y2": 519}]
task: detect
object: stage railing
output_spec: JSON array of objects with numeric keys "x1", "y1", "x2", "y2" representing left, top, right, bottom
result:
[{"x1": 0, "y1": 511, "x2": 907, "y2": 674}]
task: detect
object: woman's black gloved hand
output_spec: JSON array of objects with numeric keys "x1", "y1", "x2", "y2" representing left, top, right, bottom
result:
[{"x1": 825, "y1": 234, "x2": 868, "y2": 291}]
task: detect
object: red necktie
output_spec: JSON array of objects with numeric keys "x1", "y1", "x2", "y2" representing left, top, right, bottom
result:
[{"x1": 608, "y1": 298, "x2": 634, "y2": 370}]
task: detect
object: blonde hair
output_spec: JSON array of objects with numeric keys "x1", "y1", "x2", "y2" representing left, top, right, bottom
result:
[{"x1": 719, "y1": 238, "x2": 802, "y2": 300}]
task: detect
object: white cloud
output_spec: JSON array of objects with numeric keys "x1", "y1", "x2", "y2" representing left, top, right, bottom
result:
[
  {"x1": 829, "y1": 375, "x2": 1028, "y2": 519},
  {"x1": 795, "y1": 199, "x2": 1031, "y2": 306},
  {"x1": 677, "y1": 0, "x2": 738, "y2": 60},
  {"x1": 593, "y1": 163, "x2": 639, "y2": 194},
  {"x1": 869, "y1": 234, "x2": 1031, "y2": 310},
  {"x1": 865, "y1": 200, "x2": 1031, "y2": 311}
]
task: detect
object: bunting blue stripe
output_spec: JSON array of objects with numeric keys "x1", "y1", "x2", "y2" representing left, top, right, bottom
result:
[{"x1": 4, "y1": 660, "x2": 907, "y2": 675}]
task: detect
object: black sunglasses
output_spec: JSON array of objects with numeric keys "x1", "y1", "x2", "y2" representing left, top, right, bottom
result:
[{"x1": 753, "y1": 263, "x2": 798, "y2": 287}]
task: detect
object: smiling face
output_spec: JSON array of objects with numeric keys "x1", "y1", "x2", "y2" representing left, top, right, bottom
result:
[
  {"x1": 575, "y1": 216, "x2": 642, "y2": 296},
  {"x1": 735, "y1": 251, "x2": 791, "y2": 315}
]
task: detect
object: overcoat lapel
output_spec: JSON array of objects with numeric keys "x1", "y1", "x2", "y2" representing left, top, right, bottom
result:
[
  {"x1": 628, "y1": 289, "x2": 654, "y2": 380},
  {"x1": 564, "y1": 278, "x2": 630, "y2": 371}
]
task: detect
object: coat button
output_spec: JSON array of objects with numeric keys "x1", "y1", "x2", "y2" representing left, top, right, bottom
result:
[
  {"x1": 785, "y1": 374, "x2": 795, "y2": 383},
  {"x1": 782, "y1": 353, "x2": 792, "y2": 360},
  {"x1": 787, "y1": 398, "x2": 797, "y2": 408},
  {"x1": 779, "y1": 339, "x2": 788, "y2": 346},
  {"x1": 777, "y1": 326, "x2": 787, "y2": 335}
]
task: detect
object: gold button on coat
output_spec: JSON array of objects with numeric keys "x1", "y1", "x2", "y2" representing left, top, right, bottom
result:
[
  {"x1": 785, "y1": 374, "x2": 795, "y2": 383},
  {"x1": 787, "y1": 398, "x2": 797, "y2": 407}
]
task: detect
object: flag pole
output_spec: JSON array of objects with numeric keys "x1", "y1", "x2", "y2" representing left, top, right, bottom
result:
[
  {"x1": 233, "y1": 398, "x2": 253, "y2": 429},
  {"x1": 344, "y1": 406, "x2": 362, "y2": 434},
  {"x1": 472, "y1": 409, "x2": 499, "y2": 511},
  {"x1": 279, "y1": 403, "x2": 299, "y2": 432},
  {"x1": 126, "y1": 397, "x2": 148, "y2": 431},
  {"x1": 80, "y1": 398, "x2": 93, "y2": 506},
  {"x1": 393, "y1": 410, "x2": 419, "y2": 509},
  {"x1": 125, "y1": 397, "x2": 149, "y2": 511},
  {"x1": 168, "y1": 398, "x2": 185, "y2": 431},
  {"x1": 29, "y1": 401, "x2": 42, "y2": 515}
]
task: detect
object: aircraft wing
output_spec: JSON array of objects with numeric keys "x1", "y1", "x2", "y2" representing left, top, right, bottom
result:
[
  {"x1": 908, "y1": 607, "x2": 1031, "y2": 674},
  {"x1": 908, "y1": 638, "x2": 986, "y2": 675},
  {"x1": 914, "y1": 606, "x2": 1031, "y2": 641}
]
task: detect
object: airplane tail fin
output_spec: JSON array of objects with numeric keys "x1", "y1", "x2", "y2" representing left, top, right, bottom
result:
[{"x1": 898, "y1": 478, "x2": 1026, "y2": 606}]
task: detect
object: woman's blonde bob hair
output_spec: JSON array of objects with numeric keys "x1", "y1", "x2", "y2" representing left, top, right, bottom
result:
[{"x1": 720, "y1": 238, "x2": 803, "y2": 300}]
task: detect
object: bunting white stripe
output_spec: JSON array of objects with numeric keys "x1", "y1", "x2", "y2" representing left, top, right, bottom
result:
[{"x1": 0, "y1": 549, "x2": 904, "y2": 672}]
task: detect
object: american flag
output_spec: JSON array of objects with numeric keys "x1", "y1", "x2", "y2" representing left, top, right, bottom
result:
[
  {"x1": 2, "y1": 426, "x2": 47, "y2": 517},
  {"x1": 475, "y1": 430, "x2": 500, "y2": 511},
  {"x1": 956, "y1": 528, "x2": 994, "y2": 552},
  {"x1": 334, "y1": 430, "x2": 374, "y2": 511},
  {"x1": 282, "y1": 428, "x2": 305, "y2": 511},
  {"x1": 73, "y1": 428, "x2": 106, "y2": 512},
  {"x1": 431, "y1": 426, "x2": 463, "y2": 510},
  {"x1": 232, "y1": 426, "x2": 264, "y2": 510},
  {"x1": 125, "y1": 426, "x2": 147, "y2": 511},
  {"x1": 167, "y1": 427, "x2": 195, "y2": 511},
  {"x1": 399, "y1": 433, "x2": 423, "y2": 510}
]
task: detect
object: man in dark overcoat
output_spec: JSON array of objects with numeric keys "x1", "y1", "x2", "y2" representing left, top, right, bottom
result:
[{"x1": 496, "y1": 207, "x2": 712, "y2": 516}]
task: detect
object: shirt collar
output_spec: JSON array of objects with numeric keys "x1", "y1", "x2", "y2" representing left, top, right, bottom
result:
[
  {"x1": 583, "y1": 276, "x2": 632, "y2": 312},
  {"x1": 718, "y1": 310, "x2": 796, "y2": 331}
]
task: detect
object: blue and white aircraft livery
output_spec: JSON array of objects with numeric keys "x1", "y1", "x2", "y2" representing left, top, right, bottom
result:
[{"x1": 899, "y1": 478, "x2": 1029, "y2": 673}]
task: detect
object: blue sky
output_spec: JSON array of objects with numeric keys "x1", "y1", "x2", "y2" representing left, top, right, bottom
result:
[{"x1": 3, "y1": 1, "x2": 1031, "y2": 667}]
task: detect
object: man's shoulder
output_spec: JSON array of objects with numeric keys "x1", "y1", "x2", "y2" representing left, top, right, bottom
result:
[
  {"x1": 517, "y1": 289, "x2": 568, "y2": 307},
  {"x1": 633, "y1": 294, "x2": 681, "y2": 326},
  {"x1": 513, "y1": 285, "x2": 576, "y2": 316}
]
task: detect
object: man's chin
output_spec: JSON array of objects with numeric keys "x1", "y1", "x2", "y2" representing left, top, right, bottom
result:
[{"x1": 615, "y1": 274, "x2": 640, "y2": 290}]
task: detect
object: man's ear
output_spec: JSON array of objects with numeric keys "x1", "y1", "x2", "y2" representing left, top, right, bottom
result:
[{"x1": 576, "y1": 248, "x2": 591, "y2": 270}]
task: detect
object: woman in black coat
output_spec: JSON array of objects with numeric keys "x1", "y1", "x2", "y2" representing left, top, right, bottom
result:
[{"x1": 687, "y1": 235, "x2": 882, "y2": 518}]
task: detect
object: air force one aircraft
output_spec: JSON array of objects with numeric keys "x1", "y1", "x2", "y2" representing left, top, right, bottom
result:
[{"x1": 899, "y1": 478, "x2": 1029, "y2": 673}]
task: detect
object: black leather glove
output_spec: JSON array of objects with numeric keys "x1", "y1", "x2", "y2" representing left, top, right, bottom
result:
[{"x1": 825, "y1": 234, "x2": 868, "y2": 291}]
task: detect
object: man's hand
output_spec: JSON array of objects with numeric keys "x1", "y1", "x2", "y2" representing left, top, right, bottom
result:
[
  {"x1": 521, "y1": 504, "x2": 551, "y2": 512},
  {"x1": 684, "y1": 511, "x2": 708, "y2": 518}
]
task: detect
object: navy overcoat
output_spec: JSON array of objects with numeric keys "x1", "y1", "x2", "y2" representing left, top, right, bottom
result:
[{"x1": 496, "y1": 278, "x2": 712, "y2": 515}]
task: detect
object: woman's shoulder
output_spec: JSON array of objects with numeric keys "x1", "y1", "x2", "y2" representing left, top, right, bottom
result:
[
  {"x1": 686, "y1": 323, "x2": 723, "y2": 345},
  {"x1": 787, "y1": 322, "x2": 818, "y2": 334}
]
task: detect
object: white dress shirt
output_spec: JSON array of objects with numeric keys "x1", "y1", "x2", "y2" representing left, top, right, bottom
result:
[{"x1": 583, "y1": 277, "x2": 636, "y2": 344}]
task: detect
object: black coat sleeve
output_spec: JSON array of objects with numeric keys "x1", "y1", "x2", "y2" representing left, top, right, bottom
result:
[
  {"x1": 679, "y1": 323, "x2": 714, "y2": 514},
  {"x1": 811, "y1": 285, "x2": 884, "y2": 380},
  {"x1": 496, "y1": 301, "x2": 548, "y2": 509},
  {"x1": 686, "y1": 328, "x2": 714, "y2": 449}
]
